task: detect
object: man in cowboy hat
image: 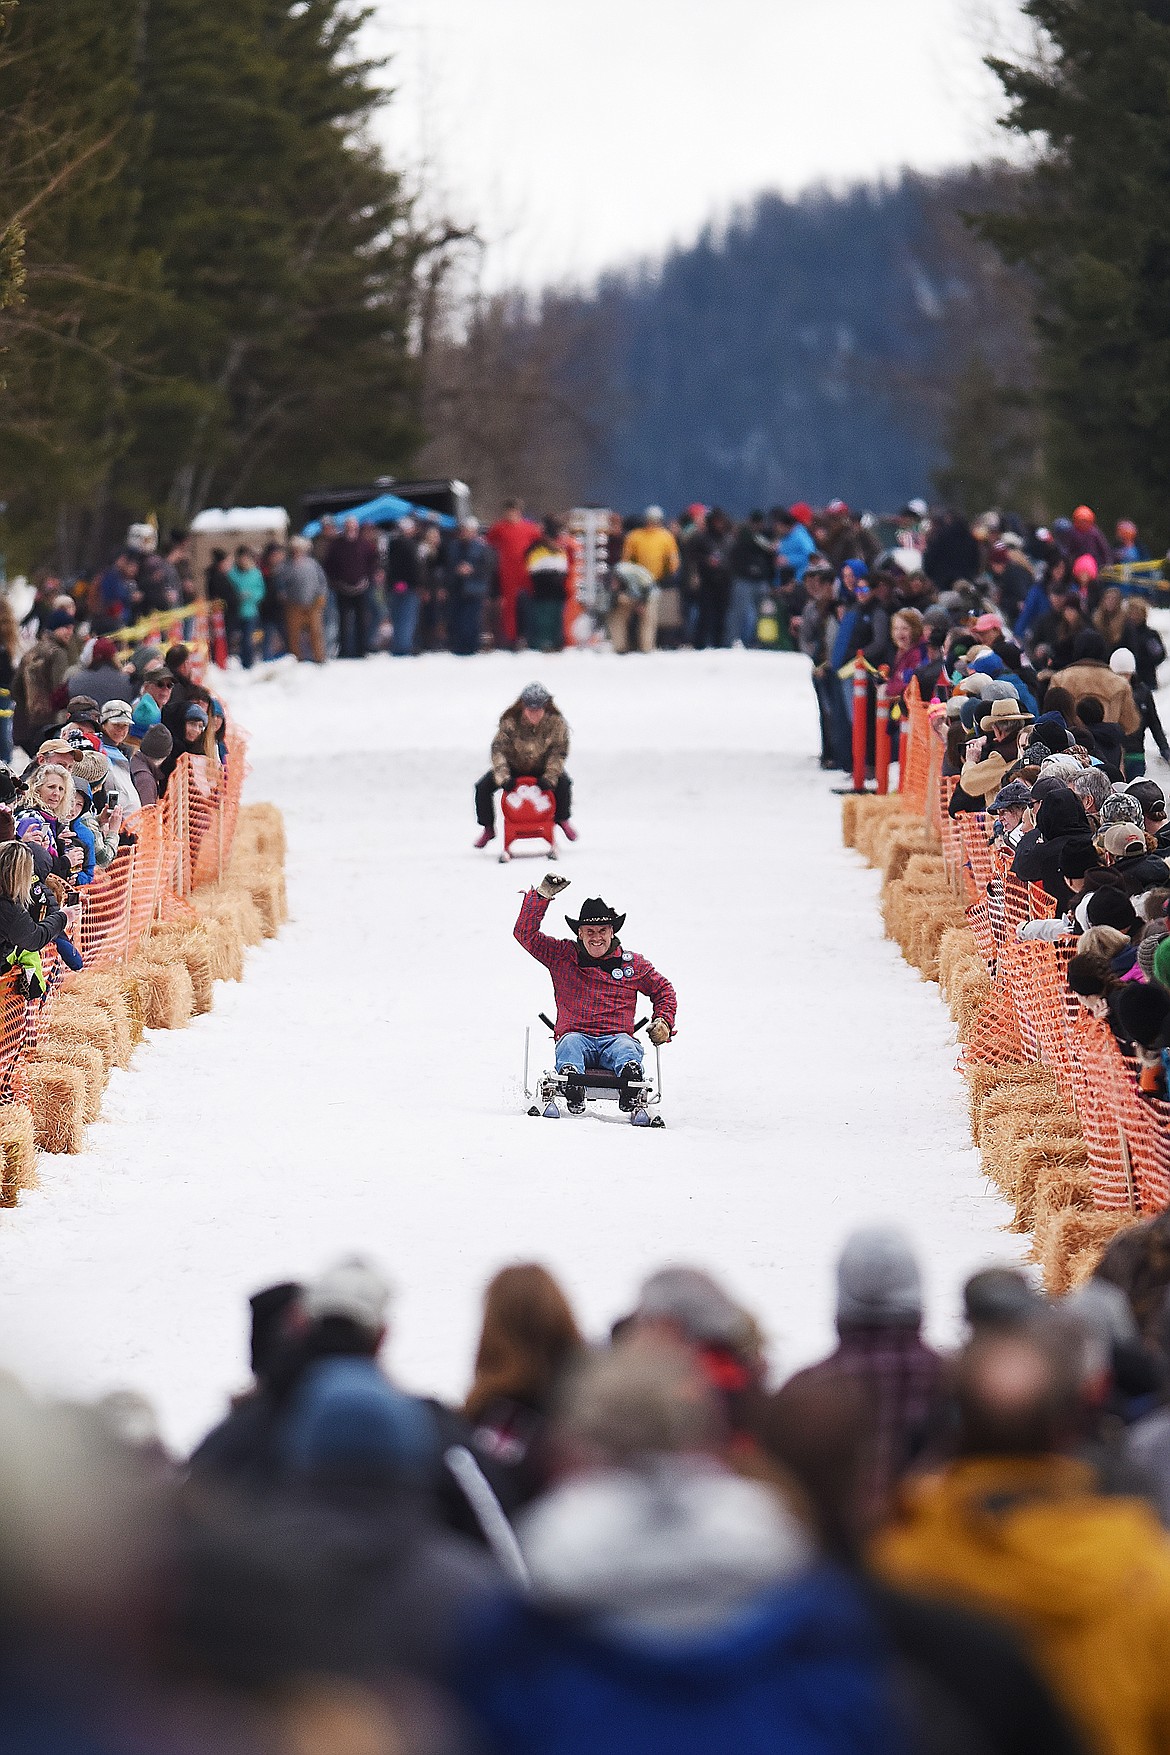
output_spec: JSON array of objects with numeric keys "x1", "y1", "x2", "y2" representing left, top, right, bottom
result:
[
  {"x1": 514, "y1": 873, "x2": 677, "y2": 1114},
  {"x1": 957, "y1": 694, "x2": 1035, "y2": 805}
]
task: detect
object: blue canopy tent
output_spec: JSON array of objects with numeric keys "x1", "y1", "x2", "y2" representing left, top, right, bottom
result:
[{"x1": 302, "y1": 491, "x2": 456, "y2": 538}]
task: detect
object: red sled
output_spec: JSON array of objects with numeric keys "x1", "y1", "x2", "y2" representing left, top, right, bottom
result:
[{"x1": 500, "y1": 775, "x2": 558, "y2": 863}]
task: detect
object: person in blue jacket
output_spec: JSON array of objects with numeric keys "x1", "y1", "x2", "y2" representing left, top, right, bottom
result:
[
  {"x1": 776, "y1": 507, "x2": 818, "y2": 582},
  {"x1": 454, "y1": 1340, "x2": 907, "y2": 1755},
  {"x1": 227, "y1": 545, "x2": 266, "y2": 670}
]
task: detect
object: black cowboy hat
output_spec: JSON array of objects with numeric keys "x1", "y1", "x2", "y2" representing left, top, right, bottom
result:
[{"x1": 566, "y1": 896, "x2": 625, "y2": 934}]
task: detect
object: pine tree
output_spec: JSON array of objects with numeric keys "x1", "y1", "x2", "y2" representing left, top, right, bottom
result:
[
  {"x1": 118, "y1": 0, "x2": 423, "y2": 529},
  {"x1": 0, "y1": 0, "x2": 158, "y2": 569},
  {"x1": 982, "y1": 0, "x2": 1170, "y2": 538},
  {"x1": 0, "y1": 0, "x2": 429, "y2": 570}
]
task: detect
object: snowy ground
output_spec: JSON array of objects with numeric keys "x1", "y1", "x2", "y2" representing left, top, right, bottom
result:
[{"x1": 0, "y1": 649, "x2": 1024, "y2": 1450}]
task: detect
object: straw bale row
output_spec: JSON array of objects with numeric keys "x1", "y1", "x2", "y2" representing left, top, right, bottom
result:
[
  {"x1": 844, "y1": 793, "x2": 1138, "y2": 1293},
  {"x1": 0, "y1": 806, "x2": 287, "y2": 1187},
  {"x1": 843, "y1": 793, "x2": 908, "y2": 859}
]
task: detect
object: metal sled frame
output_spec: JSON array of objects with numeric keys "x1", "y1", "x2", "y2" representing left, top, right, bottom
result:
[{"x1": 523, "y1": 1013, "x2": 665, "y2": 1126}]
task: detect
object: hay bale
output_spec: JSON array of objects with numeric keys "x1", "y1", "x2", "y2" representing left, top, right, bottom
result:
[
  {"x1": 203, "y1": 914, "x2": 244, "y2": 983},
  {"x1": 938, "y1": 929, "x2": 979, "y2": 997},
  {"x1": 0, "y1": 1105, "x2": 36, "y2": 1199},
  {"x1": 841, "y1": 795, "x2": 862, "y2": 848},
  {"x1": 131, "y1": 958, "x2": 194, "y2": 1030},
  {"x1": 59, "y1": 971, "x2": 133, "y2": 1068},
  {"x1": 229, "y1": 865, "x2": 282, "y2": 939},
  {"x1": 878, "y1": 825, "x2": 933, "y2": 883},
  {"x1": 854, "y1": 796, "x2": 907, "y2": 862},
  {"x1": 881, "y1": 877, "x2": 908, "y2": 940},
  {"x1": 42, "y1": 1001, "x2": 115, "y2": 1074},
  {"x1": 1038, "y1": 1208, "x2": 1136, "y2": 1297},
  {"x1": 967, "y1": 1065, "x2": 1056, "y2": 1143},
  {"x1": 30, "y1": 1039, "x2": 105, "y2": 1124},
  {"x1": 237, "y1": 802, "x2": 287, "y2": 862},
  {"x1": 146, "y1": 926, "x2": 214, "y2": 1016},
  {"x1": 1010, "y1": 1136, "x2": 1089, "y2": 1232},
  {"x1": 911, "y1": 900, "x2": 969, "y2": 979},
  {"x1": 1031, "y1": 1157, "x2": 1094, "y2": 1233},
  {"x1": 901, "y1": 853, "x2": 948, "y2": 887},
  {"x1": 24, "y1": 1062, "x2": 85, "y2": 1155},
  {"x1": 951, "y1": 961, "x2": 992, "y2": 1039},
  {"x1": 979, "y1": 1104, "x2": 1074, "y2": 1197},
  {"x1": 194, "y1": 884, "x2": 264, "y2": 951}
]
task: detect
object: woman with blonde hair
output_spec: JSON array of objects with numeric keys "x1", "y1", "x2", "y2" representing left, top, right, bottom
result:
[
  {"x1": 16, "y1": 763, "x2": 82, "y2": 879},
  {"x1": 1092, "y1": 584, "x2": 1127, "y2": 652},
  {"x1": 465, "y1": 1263, "x2": 583, "y2": 1506},
  {"x1": 0, "y1": 841, "x2": 67, "y2": 987}
]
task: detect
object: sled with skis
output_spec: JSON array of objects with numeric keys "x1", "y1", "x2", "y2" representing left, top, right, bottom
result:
[{"x1": 523, "y1": 1014, "x2": 665, "y2": 1128}]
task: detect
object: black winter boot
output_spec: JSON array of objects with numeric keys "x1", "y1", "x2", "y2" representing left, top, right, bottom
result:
[
  {"x1": 617, "y1": 1061, "x2": 644, "y2": 1112},
  {"x1": 564, "y1": 1068, "x2": 586, "y2": 1114}
]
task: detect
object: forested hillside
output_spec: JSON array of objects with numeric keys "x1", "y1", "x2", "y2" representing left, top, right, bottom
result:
[{"x1": 569, "y1": 169, "x2": 1035, "y2": 517}]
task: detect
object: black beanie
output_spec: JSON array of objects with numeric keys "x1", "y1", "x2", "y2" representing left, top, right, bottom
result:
[
  {"x1": 1087, "y1": 888, "x2": 1138, "y2": 932},
  {"x1": 1059, "y1": 836, "x2": 1100, "y2": 881},
  {"x1": 1031, "y1": 719, "x2": 1071, "y2": 755},
  {"x1": 1111, "y1": 983, "x2": 1170, "y2": 1050}
]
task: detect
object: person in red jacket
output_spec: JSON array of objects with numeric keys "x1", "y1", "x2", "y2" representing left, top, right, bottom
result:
[
  {"x1": 515, "y1": 874, "x2": 676, "y2": 1113},
  {"x1": 486, "y1": 498, "x2": 541, "y2": 648}
]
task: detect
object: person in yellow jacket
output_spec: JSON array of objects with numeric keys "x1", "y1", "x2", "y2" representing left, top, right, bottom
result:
[
  {"x1": 872, "y1": 1328, "x2": 1170, "y2": 1755},
  {"x1": 621, "y1": 505, "x2": 680, "y2": 583}
]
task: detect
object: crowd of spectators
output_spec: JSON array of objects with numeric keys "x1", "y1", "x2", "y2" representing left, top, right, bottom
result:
[
  {"x1": 24, "y1": 497, "x2": 1163, "y2": 675},
  {"x1": 8, "y1": 1231, "x2": 1170, "y2": 1751},
  {"x1": 0, "y1": 566, "x2": 229, "y2": 992},
  {"x1": 799, "y1": 502, "x2": 1170, "y2": 1087}
]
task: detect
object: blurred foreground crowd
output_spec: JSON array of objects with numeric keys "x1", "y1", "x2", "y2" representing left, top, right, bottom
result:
[{"x1": 16, "y1": 1230, "x2": 1170, "y2": 1753}]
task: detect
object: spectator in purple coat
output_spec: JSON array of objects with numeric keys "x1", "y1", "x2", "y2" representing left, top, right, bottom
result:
[{"x1": 779, "y1": 1227, "x2": 945, "y2": 1524}]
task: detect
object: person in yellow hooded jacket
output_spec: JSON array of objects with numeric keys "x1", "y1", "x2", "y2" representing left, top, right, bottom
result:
[{"x1": 872, "y1": 1326, "x2": 1170, "y2": 1755}]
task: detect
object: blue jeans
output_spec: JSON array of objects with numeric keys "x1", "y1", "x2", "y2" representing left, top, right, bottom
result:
[
  {"x1": 238, "y1": 615, "x2": 259, "y2": 669},
  {"x1": 451, "y1": 596, "x2": 484, "y2": 656},
  {"x1": 391, "y1": 588, "x2": 420, "y2": 656},
  {"x1": 727, "y1": 577, "x2": 760, "y2": 646},
  {"x1": 555, "y1": 1032, "x2": 643, "y2": 1075}
]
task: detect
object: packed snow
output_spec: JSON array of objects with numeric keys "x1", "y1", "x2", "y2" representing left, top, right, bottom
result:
[{"x1": 0, "y1": 649, "x2": 1024, "y2": 1450}]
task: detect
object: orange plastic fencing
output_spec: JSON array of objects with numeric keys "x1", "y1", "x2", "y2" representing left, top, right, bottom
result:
[
  {"x1": 0, "y1": 733, "x2": 247, "y2": 1106},
  {"x1": 898, "y1": 697, "x2": 1167, "y2": 1218}
]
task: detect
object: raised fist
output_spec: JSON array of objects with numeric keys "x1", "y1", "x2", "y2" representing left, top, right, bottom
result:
[{"x1": 537, "y1": 872, "x2": 570, "y2": 899}]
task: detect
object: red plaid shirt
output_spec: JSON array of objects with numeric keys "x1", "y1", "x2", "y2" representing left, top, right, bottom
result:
[{"x1": 515, "y1": 890, "x2": 677, "y2": 1038}]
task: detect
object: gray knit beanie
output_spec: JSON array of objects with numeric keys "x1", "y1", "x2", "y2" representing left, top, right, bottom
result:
[
  {"x1": 836, "y1": 1227, "x2": 923, "y2": 1330},
  {"x1": 1137, "y1": 922, "x2": 1169, "y2": 980}
]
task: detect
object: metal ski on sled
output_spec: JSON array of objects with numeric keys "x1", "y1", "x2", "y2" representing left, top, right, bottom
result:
[{"x1": 523, "y1": 1015, "x2": 666, "y2": 1128}]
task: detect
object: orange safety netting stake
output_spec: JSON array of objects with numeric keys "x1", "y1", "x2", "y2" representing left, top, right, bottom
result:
[
  {"x1": 874, "y1": 674, "x2": 891, "y2": 796},
  {"x1": 851, "y1": 653, "x2": 868, "y2": 793}
]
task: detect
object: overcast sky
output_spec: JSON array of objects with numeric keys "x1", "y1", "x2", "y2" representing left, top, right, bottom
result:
[{"x1": 365, "y1": 0, "x2": 1029, "y2": 290}]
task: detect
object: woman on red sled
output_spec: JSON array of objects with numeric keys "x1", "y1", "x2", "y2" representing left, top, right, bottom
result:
[{"x1": 514, "y1": 874, "x2": 676, "y2": 1113}]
